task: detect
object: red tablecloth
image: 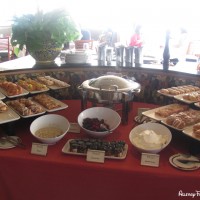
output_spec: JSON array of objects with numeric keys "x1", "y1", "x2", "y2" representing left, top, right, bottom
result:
[{"x1": 0, "y1": 100, "x2": 199, "y2": 200}]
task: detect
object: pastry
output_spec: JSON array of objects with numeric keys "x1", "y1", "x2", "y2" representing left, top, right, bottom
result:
[{"x1": 0, "y1": 101, "x2": 8, "y2": 112}]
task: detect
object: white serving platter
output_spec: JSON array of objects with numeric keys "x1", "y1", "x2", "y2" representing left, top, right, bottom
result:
[
  {"x1": 174, "y1": 93, "x2": 200, "y2": 104},
  {"x1": 0, "y1": 87, "x2": 29, "y2": 98},
  {"x1": 142, "y1": 104, "x2": 184, "y2": 121},
  {"x1": 194, "y1": 102, "x2": 200, "y2": 108},
  {"x1": 157, "y1": 90, "x2": 176, "y2": 98},
  {"x1": 29, "y1": 96, "x2": 68, "y2": 112},
  {"x1": 0, "y1": 92, "x2": 5, "y2": 100},
  {"x1": 6, "y1": 100, "x2": 46, "y2": 118},
  {"x1": 0, "y1": 107, "x2": 20, "y2": 124},
  {"x1": 47, "y1": 83, "x2": 70, "y2": 90},
  {"x1": 182, "y1": 125, "x2": 200, "y2": 142},
  {"x1": 161, "y1": 119, "x2": 185, "y2": 131},
  {"x1": 62, "y1": 139, "x2": 128, "y2": 160}
]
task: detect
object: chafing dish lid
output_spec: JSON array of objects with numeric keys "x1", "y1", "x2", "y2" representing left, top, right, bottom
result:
[{"x1": 82, "y1": 75, "x2": 140, "y2": 91}]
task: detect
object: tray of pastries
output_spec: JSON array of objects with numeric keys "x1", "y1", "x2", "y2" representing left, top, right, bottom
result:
[
  {"x1": 161, "y1": 109, "x2": 200, "y2": 131},
  {"x1": 30, "y1": 93, "x2": 68, "y2": 112},
  {"x1": 182, "y1": 123, "x2": 200, "y2": 142},
  {"x1": 0, "y1": 100, "x2": 20, "y2": 124},
  {"x1": 174, "y1": 91, "x2": 200, "y2": 104},
  {"x1": 157, "y1": 85, "x2": 200, "y2": 98},
  {"x1": 194, "y1": 102, "x2": 200, "y2": 108},
  {"x1": 142, "y1": 104, "x2": 189, "y2": 121},
  {"x1": 6, "y1": 98, "x2": 46, "y2": 118},
  {"x1": 0, "y1": 81, "x2": 29, "y2": 98},
  {"x1": 17, "y1": 78, "x2": 49, "y2": 94},
  {"x1": 36, "y1": 76, "x2": 70, "y2": 90},
  {"x1": 0, "y1": 91, "x2": 5, "y2": 100},
  {"x1": 62, "y1": 139, "x2": 128, "y2": 160}
]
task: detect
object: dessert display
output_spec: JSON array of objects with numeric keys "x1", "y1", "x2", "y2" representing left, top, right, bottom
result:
[
  {"x1": 37, "y1": 76, "x2": 70, "y2": 88},
  {"x1": 31, "y1": 93, "x2": 62, "y2": 110},
  {"x1": 17, "y1": 78, "x2": 48, "y2": 92},
  {"x1": 7, "y1": 98, "x2": 45, "y2": 116},
  {"x1": 165, "y1": 109, "x2": 200, "y2": 129},
  {"x1": 158, "y1": 85, "x2": 200, "y2": 96},
  {"x1": 0, "y1": 100, "x2": 8, "y2": 112},
  {"x1": 64, "y1": 138, "x2": 127, "y2": 158},
  {"x1": 0, "y1": 81, "x2": 24, "y2": 96},
  {"x1": 155, "y1": 104, "x2": 189, "y2": 117}
]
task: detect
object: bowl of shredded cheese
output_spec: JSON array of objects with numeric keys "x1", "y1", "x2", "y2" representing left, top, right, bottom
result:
[
  {"x1": 30, "y1": 114, "x2": 70, "y2": 144},
  {"x1": 129, "y1": 122, "x2": 172, "y2": 153}
]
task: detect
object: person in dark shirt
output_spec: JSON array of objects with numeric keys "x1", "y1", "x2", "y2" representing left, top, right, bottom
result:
[{"x1": 81, "y1": 29, "x2": 91, "y2": 40}]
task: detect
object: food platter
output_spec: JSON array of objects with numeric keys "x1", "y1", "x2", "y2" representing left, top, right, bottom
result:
[
  {"x1": 0, "y1": 107, "x2": 20, "y2": 124},
  {"x1": 174, "y1": 94, "x2": 198, "y2": 104},
  {"x1": 142, "y1": 107, "x2": 166, "y2": 121},
  {"x1": 161, "y1": 119, "x2": 185, "y2": 131},
  {"x1": 62, "y1": 139, "x2": 128, "y2": 160},
  {"x1": 157, "y1": 90, "x2": 175, "y2": 98},
  {"x1": 0, "y1": 87, "x2": 29, "y2": 98},
  {"x1": 28, "y1": 88, "x2": 49, "y2": 94},
  {"x1": 182, "y1": 126, "x2": 200, "y2": 142},
  {"x1": 36, "y1": 76, "x2": 70, "y2": 90},
  {"x1": 0, "y1": 92, "x2": 5, "y2": 100},
  {"x1": 47, "y1": 84, "x2": 70, "y2": 90},
  {"x1": 194, "y1": 102, "x2": 200, "y2": 108},
  {"x1": 141, "y1": 104, "x2": 185, "y2": 121},
  {"x1": 6, "y1": 100, "x2": 46, "y2": 118},
  {"x1": 30, "y1": 95, "x2": 68, "y2": 112}
]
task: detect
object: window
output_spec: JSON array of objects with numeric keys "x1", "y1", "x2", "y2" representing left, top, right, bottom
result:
[{"x1": 1, "y1": 0, "x2": 200, "y2": 60}]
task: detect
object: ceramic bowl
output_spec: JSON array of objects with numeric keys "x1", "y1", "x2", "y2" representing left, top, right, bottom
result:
[
  {"x1": 129, "y1": 122, "x2": 172, "y2": 153},
  {"x1": 30, "y1": 114, "x2": 70, "y2": 144},
  {"x1": 77, "y1": 107, "x2": 121, "y2": 138}
]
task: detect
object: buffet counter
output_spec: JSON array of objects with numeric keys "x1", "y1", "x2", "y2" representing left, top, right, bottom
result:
[
  {"x1": 1, "y1": 55, "x2": 200, "y2": 106},
  {"x1": 0, "y1": 100, "x2": 199, "y2": 200}
]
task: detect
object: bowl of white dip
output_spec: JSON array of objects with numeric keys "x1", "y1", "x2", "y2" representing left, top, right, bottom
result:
[{"x1": 129, "y1": 122, "x2": 172, "y2": 153}]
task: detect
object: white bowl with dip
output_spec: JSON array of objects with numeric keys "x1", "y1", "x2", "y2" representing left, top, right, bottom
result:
[
  {"x1": 129, "y1": 122, "x2": 172, "y2": 154},
  {"x1": 30, "y1": 114, "x2": 70, "y2": 144}
]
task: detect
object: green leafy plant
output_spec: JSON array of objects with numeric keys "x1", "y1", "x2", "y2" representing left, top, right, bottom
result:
[{"x1": 11, "y1": 9, "x2": 81, "y2": 51}]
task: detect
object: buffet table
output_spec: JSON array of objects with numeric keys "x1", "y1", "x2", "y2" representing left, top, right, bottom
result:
[{"x1": 0, "y1": 100, "x2": 200, "y2": 200}]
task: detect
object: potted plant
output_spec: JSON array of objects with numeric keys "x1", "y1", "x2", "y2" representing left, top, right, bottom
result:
[{"x1": 11, "y1": 9, "x2": 81, "y2": 65}]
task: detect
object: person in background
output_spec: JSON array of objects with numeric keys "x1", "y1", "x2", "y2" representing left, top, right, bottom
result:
[
  {"x1": 169, "y1": 27, "x2": 189, "y2": 65},
  {"x1": 129, "y1": 25, "x2": 144, "y2": 47},
  {"x1": 81, "y1": 28, "x2": 91, "y2": 40},
  {"x1": 98, "y1": 28, "x2": 114, "y2": 46}
]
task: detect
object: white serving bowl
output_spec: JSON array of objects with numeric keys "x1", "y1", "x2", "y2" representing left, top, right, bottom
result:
[
  {"x1": 129, "y1": 122, "x2": 172, "y2": 154},
  {"x1": 30, "y1": 114, "x2": 70, "y2": 144},
  {"x1": 77, "y1": 107, "x2": 121, "y2": 138}
]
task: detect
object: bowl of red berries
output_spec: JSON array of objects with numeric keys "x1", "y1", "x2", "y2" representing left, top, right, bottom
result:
[{"x1": 77, "y1": 107, "x2": 121, "y2": 138}]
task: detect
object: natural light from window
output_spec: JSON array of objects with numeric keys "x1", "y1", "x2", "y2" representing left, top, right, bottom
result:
[{"x1": 1, "y1": 0, "x2": 200, "y2": 56}]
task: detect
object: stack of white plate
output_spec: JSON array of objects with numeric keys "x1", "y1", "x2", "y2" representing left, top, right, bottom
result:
[{"x1": 60, "y1": 50, "x2": 92, "y2": 64}]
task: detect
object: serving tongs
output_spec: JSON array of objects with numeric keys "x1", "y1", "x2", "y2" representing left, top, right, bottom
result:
[
  {"x1": 0, "y1": 135, "x2": 26, "y2": 149},
  {"x1": 177, "y1": 154, "x2": 200, "y2": 164},
  {"x1": 177, "y1": 159, "x2": 200, "y2": 164}
]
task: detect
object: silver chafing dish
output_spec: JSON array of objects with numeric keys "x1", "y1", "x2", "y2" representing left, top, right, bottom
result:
[{"x1": 78, "y1": 75, "x2": 141, "y2": 124}]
